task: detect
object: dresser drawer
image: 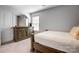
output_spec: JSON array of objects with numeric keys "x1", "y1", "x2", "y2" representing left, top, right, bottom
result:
[{"x1": 13, "y1": 27, "x2": 29, "y2": 42}]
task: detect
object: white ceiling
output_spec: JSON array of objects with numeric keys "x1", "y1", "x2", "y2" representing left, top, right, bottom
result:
[{"x1": 10, "y1": 5, "x2": 58, "y2": 13}]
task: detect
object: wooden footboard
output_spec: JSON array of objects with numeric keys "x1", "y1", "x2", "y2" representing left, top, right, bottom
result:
[
  {"x1": 31, "y1": 32, "x2": 66, "y2": 53},
  {"x1": 33, "y1": 42, "x2": 66, "y2": 53}
]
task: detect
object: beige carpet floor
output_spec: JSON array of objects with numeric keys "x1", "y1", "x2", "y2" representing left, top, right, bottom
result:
[{"x1": 0, "y1": 38, "x2": 31, "y2": 53}]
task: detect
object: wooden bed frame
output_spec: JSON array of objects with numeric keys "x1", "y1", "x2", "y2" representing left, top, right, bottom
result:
[
  {"x1": 31, "y1": 33, "x2": 66, "y2": 53},
  {"x1": 33, "y1": 42, "x2": 66, "y2": 53}
]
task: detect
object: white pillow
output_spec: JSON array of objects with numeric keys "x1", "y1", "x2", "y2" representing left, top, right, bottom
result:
[{"x1": 70, "y1": 27, "x2": 79, "y2": 40}]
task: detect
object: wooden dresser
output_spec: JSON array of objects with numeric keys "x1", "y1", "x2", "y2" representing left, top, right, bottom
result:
[{"x1": 13, "y1": 27, "x2": 29, "y2": 42}]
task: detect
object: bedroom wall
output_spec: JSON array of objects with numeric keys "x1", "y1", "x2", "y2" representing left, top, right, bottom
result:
[
  {"x1": 0, "y1": 6, "x2": 20, "y2": 43},
  {"x1": 31, "y1": 5, "x2": 79, "y2": 32},
  {"x1": 0, "y1": 30, "x2": 1, "y2": 45},
  {"x1": 18, "y1": 15, "x2": 27, "y2": 26}
]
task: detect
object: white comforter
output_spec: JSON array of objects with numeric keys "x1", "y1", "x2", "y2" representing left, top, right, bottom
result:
[
  {"x1": 35, "y1": 31, "x2": 79, "y2": 53},
  {"x1": 0, "y1": 38, "x2": 31, "y2": 53}
]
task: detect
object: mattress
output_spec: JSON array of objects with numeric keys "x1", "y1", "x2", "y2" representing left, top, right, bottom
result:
[
  {"x1": 35, "y1": 31, "x2": 79, "y2": 53},
  {"x1": 0, "y1": 38, "x2": 31, "y2": 53}
]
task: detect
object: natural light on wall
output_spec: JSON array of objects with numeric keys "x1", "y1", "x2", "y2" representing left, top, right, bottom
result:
[
  {"x1": 32, "y1": 16, "x2": 39, "y2": 31},
  {"x1": 26, "y1": 18, "x2": 29, "y2": 26},
  {"x1": 26, "y1": 18, "x2": 31, "y2": 27}
]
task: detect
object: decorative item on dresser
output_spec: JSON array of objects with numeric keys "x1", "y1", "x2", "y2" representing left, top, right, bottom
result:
[{"x1": 13, "y1": 26, "x2": 30, "y2": 42}]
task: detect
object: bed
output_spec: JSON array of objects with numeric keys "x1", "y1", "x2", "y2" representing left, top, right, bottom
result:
[
  {"x1": 0, "y1": 38, "x2": 31, "y2": 53},
  {"x1": 32, "y1": 31, "x2": 79, "y2": 53}
]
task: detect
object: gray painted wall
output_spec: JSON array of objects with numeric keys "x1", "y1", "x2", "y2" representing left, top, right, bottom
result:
[
  {"x1": 0, "y1": 30, "x2": 1, "y2": 45},
  {"x1": 0, "y1": 6, "x2": 19, "y2": 43},
  {"x1": 31, "y1": 5, "x2": 79, "y2": 32},
  {"x1": 18, "y1": 15, "x2": 27, "y2": 26}
]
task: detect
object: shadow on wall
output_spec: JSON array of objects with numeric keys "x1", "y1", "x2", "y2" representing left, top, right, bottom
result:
[{"x1": 0, "y1": 29, "x2": 1, "y2": 45}]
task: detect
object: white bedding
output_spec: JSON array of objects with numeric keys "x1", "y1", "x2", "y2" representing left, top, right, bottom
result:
[
  {"x1": 35, "y1": 31, "x2": 79, "y2": 53},
  {"x1": 0, "y1": 38, "x2": 31, "y2": 53}
]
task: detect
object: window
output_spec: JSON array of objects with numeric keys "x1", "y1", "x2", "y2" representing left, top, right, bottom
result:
[{"x1": 32, "y1": 16, "x2": 39, "y2": 31}]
